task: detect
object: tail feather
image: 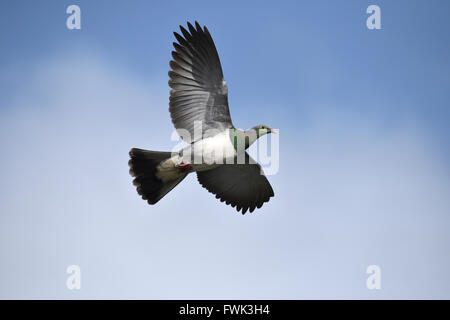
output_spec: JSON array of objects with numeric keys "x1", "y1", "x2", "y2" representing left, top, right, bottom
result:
[{"x1": 128, "y1": 148, "x2": 186, "y2": 205}]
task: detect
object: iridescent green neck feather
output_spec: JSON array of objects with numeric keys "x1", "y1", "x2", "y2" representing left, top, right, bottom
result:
[{"x1": 229, "y1": 127, "x2": 266, "y2": 152}]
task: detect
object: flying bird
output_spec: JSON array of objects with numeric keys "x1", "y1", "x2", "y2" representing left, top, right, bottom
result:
[{"x1": 129, "y1": 21, "x2": 276, "y2": 214}]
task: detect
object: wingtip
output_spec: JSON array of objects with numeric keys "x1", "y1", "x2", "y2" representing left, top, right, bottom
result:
[
  {"x1": 179, "y1": 25, "x2": 190, "y2": 37},
  {"x1": 195, "y1": 21, "x2": 202, "y2": 31},
  {"x1": 173, "y1": 31, "x2": 184, "y2": 43},
  {"x1": 187, "y1": 21, "x2": 196, "y2": 34}
]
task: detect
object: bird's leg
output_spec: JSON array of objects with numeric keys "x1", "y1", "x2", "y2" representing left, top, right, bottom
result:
[{"x1": 177, "y1": 162, "x2": 192, "y2": 172}]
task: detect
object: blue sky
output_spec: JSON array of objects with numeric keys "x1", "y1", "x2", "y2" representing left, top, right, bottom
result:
[{"x1": 1, "y1": 0, "x2": 450, "y2": 299}]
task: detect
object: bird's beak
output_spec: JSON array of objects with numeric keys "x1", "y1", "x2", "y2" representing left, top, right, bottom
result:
[{"x1": 270, "y1": 129, "x2": 278, "y2": 134}]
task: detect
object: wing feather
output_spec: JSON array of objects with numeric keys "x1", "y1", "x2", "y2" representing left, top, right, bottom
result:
[
  {"x1": 196, "y1": 154, "x2": 274, "y2": 214},
  {"x1": 169, "y1": 21, "x2": 233, "y2": 143}
]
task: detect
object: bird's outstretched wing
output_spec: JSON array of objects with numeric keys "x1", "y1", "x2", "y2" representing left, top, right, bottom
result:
[
  {"x1": 169, "y1": 21, "x2": 233, "y2": 143},
  {"x1": 196, "y1": 153, "x2": 274, "y2": 214}
]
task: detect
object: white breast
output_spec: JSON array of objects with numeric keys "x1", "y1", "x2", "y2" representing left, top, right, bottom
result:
[{"x1": 187, "y1": 129, "x2": 237, "y2": 171}]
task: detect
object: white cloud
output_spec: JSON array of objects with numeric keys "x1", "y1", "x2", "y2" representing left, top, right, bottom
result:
[{"x1": 0, "y1": 51, "x2": 449, "y2": 299}]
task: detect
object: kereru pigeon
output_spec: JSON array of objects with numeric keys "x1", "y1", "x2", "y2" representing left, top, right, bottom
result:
[{"x1": 129, "y1": 21, "x2": 276, "y2": 214}]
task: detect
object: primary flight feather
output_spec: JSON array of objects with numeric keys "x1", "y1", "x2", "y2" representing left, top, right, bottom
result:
[{"x1": 129, "y1": 21, "x2": 275, "y2": 214}]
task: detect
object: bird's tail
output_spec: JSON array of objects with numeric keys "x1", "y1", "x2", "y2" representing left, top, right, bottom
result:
[{"x1": 128, "y1": 148, "x2": 187, "y2": 204}]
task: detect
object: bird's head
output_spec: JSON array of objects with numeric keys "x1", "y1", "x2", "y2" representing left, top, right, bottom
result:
[
  {"x1": 241, "y1": 124, "x2": 277, "y2": 149},
  {"x1": 251, "y1": 124, "x2": 277, "y2": 138}
]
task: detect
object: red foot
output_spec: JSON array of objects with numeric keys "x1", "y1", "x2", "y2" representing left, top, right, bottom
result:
[{"x1": 177, "y1": 162, "x2": 192, "y2": 172}]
